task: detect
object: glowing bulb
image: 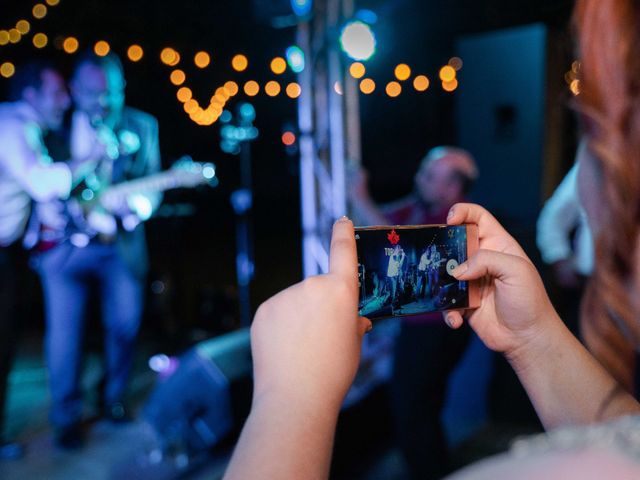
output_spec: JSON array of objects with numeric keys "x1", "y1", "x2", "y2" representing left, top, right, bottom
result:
[
  {"x1": 265, "y1": 80, "x2": 281, "y2": 97},
  {"x1": 413, "y1": 75, "x2": 429, "y2": 92},
  {"x1": 16, "y1": 20, "x2": 30, "y2": 35},
  {"x1": 0, "y1": 62, "x2": 15, "y2": 78},
  {"x1": 386, "y1": 81, "x2": 401, "y2": 97},
  {"x1": 282, "y1": 131, "x2": 296, "y2": 146},
  {"x1": 63, "y1": 37, "x2": 79, "y2": 54},
  {"x1": 161, "y1": 48, "x2": 180, "y2": 66},
  {"x1": 349, "y1": 62, "x2": 366, "y2": 79},
  {"x1": 176, "y1": 87, "x2": 192, "y2": 103},
  {"x1": 439, "y1": 65, "x2": 456, "y2": 82},
  {"x1": 270, "y1": 57, "x2": 286, "y2": 74},
  {"x1": 339, "y1": 20, "x2": 376, "y2": 61},
  {"x1": 359, "y1": 78, "x2": 375, "y2": 94},
  {"x1": 127, "y1": 45, "x2": 144, "y2": 62},
  {"x1": 45, "y1": 0, "x2": 60, "y2": 5},
  {"x1": 32, "y1": 33, "x2": 48, "y2": 48},
  {"x1": 448, "y1": 57, "x2": 463, "y2": 71},
  {"x1": 442, "y1": 79, "x2": 458, "y2": 92},
  {"x1": 32, "y1": 4, "x2": 47, "y2": 19},
  {"x1": 286, "y1": 82, "x2": 301, "y2": 98},
  {"x1": 394, "y1": 63, "x2": 411, "y2": 81},
  {"x1": 244, "y1": 80, "x2": 259, "y2": 96},
  {"x1": 194, "y1": 51, "x2": 210, "y2": 68},
  {"x1": 94, "y1": 40, "x2": 110, "y2": 57},
  {"x1": 232, "y1": 54, "x2": 248, "y2": 72},
  {"x1": 8, "y1": 29, "x2": 21, "y2": 44},
  {"x1": 0, "y1": 31, "x2": 8, "y2": 46},
  {"x1": 224, "y1": 81, "x2": 239, "y2": 96},
  {"x1": 183, "y1": 99, "x2": 199, "y2": 114},
  {"x1": 170, "y1": 69, "x2": 186, "y2": 86}
]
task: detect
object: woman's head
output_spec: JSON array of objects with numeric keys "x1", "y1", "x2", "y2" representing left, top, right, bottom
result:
[{"x1": 574, "y1": 0, "x2": 640, "y2": 388}]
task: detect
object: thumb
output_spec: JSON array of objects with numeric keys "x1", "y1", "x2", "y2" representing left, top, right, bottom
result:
[{"x1": 450, "y1": 249, "x2": 531, "y2": 282}]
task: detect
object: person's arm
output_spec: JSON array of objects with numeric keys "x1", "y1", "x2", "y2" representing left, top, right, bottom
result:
[
  {"x1": 347, "y1": 167, "x2": 391, "y2": 226},
  {"x1": 224, "y1": 218, "x2": 371, "y2": 479},
  {"x1": 446, "y1": 203, "x2": 640, "y2": 430}
]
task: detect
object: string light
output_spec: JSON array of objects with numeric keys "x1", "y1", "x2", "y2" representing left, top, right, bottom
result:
[
  {"x1": 349, "y1": 62, "x2": 365, "y2": 79},
  {"x1": 45, "y1": 0, "x2": 60, "y2": 5},
  {"x1": 8, "y1": 29, "x2": 21, "y2": 44},
  {"x1": 439, "y1": 65, "x2": 456, "y2": 82},
  {"x1": 32, "y1": 33, "x2": 48, "y2": 48},
  {"x1": 16, "y1": 20, "x2": 30, "y2": 35},
  {"x1": 286, "y1": 82, "x2": 301, "y2": 98},
  {"x1": 448, "y1": 57, "x2": 463, "y2": 71},
  {"x1": 232, "y1": 54, "x2": 248, "y2": 72},
  {"x1": 170, "y1": 69, "x2": 186, "y2": 86},
  {"x1": 413, "y1": 75, "x2": 429, "y2": 92},
  {"x1": 244, "y1": 80, "x2": 259, "y2": 96},
  {"x1": 270, "y1": 57, "x2": 286, "y2": 74},
  {"x1": 386, "y1": 81, "x2": 401, "y2": 97},
  {"x1": 32, "y1": 4, "x2": 48, "y2": 19},
  {"x1": 224, "y1": 81, "x2": 239, "y2": 96},
  {"x1": 0, "y1": 31, "x2": 8, "y2": 46},
  {"x1": 0, "y1": 62, "x2": 15, "y2": 78},
  {"x1": 94, "y1": 40, "x2": 110, "y2": 57},
  {"x1": 394, "y1": 63, "x2": 411, "y2": 81},
  {"x1": 62, "y1": 36, "x2": 78, "y2": 53},
  {"x1": 359, "y1": 78, "x2": 375, "y2": 94},
  {"x1": 160, "y1": 47, "x2": 180, "y2": 66},
  {"x1": 442, "y1": 78, "x2": 458, "y2": 92},
  {"x1": 176, "y1": 86, "x2": 192, "y2": 103},
  {"x1": 194, "y1": 51, "x2": 210, "y2": 68},
  {"x1": 265, "y1": 80, "x2": 281, "y2": 97},
  {"x1": 127, "y1": 44, "x2": 144, "y2": 62}
]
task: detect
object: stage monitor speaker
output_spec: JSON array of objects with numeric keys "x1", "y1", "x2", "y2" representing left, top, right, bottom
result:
[{"x1": 143, "y1": 328, "x2": 252, "y2": 453}]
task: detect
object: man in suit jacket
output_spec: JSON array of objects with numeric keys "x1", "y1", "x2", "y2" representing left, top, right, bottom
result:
[{"x1": 36, "y1": 52, "x2": 161, "y2": 449}]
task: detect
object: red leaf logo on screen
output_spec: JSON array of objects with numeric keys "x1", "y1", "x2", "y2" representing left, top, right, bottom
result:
[{"x1": 387, "y1": 229, "x2": 400, "y2": 245}]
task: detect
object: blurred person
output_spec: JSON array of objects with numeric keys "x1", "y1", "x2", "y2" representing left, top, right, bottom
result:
[
  {"x1": 35, "y1": 51, "x2": 161, "y2": 449},
  {"x1": 0, "y1": 61, "x2": 74, "y2": 460},
  {"x1": 349, "y1": 147, "x2": 478, "y2": 479},
  {"x1": 223, "y1": 0, "x2": 640, "y2": 477}
]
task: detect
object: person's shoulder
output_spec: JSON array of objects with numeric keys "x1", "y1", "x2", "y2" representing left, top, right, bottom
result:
[{"x1": 122, "y1": 106, "x2": 158, "y2": 129}]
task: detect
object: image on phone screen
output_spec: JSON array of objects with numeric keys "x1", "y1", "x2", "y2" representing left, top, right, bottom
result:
[{"x1": 355, "y1": 224, "x2": 478, "y2": 320}]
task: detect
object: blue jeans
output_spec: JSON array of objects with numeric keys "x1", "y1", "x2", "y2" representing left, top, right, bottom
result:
[{"x1": 37, "y1": 241, "x2": 143, "y2": 429}]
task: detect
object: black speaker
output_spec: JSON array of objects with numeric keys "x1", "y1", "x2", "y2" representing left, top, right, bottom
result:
[{"x1": 143, "y1": 328, "x2": 253, "y2": 453}]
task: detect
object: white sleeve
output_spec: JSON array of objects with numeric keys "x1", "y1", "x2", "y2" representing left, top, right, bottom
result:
[{"x1": 536, "y1": 163, "x2": 581, "y2": 265}]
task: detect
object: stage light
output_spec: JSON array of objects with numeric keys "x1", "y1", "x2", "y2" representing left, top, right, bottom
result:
[
  {"x1": 232, "y1": 54, "x2": 248, "y2": 72},
  {"x1": 334, "y1": 81, "x2": 343, "y2": 95},
  {"x1": 244, "y1": 80, "x2": 259, "y2": 96},
  {"x1": 270, "y1": 57, "x2": 286, "y2": 75},
  {"x1": 442, "y1": 79, "x2": 458, "y2": 92},
  {"x1": 448, "y1": 57, "x2": 463, "y2": 71},
  {"x1": 282, "y1": 131, "x2": 296, "y2": 146},
  {"x1": 349, "y1": 62, "x2": 365, "y2": 79},
  {"x1": 170, "y1": 69, "x2": 185, "y2": 85},
  {"x1": 63, "y1": 37, "x2": 79, "y2": 54},
  {"x1": 285, "y1": 46, "x2": 305, "y2": 73},
  {"x1": 8, "y1": 29, "x2": 21, "y2": 44},
  {"x1": 439, "y1": 65, "x2": 456, "y2": 82},
  {"x1": 0, "y1": 62, "x2": 15, "y2": 78},
  {"x1": 413, "y1": 75, "x2": 429, "y2": 92},
  {"x1": 126, "y1": 45, "x2": 143, "y2": 62},
  {"x1": 224, "y1": 81, "x2": 239, "y2": 96},
  {"x1": 265, "y1": 81, "x2": 281, "y2": 97},
  {"x1": 176, "y1": 87, "x2": 192, "y2": 103},
  {"x1": 339, "y1": 20, "x2": 376, "y2": 61},
  {"x1": 32, "y1": 4, "x2": 47, "y2": 19},
  {"x1": 291, "y1": 0, "x2": 312, "y2": 17},
  {"x1": 286, "y1": 82, "x2": 301, "y2": 98},
  {"x1": 359, "y1": 78, "x2": 375, "y2": 94},
  {"x1": 194, "y1": 51, "x2": 210, "y2": 68},
  {"x1": 94, "y1": 40, "x2": 110, "y2": 57},
  {"x1": 239, "y1": 103, "x2": 256, "y2": 122},
  {"x1": 394, "y1": 63, "x2": 411, "y2": 81},
  {"x1": 161, "y1": 47, "x2": 180, "y2": 66},
  {"x1": 16, "y1": 20, "x2": 30, "y2": 35},
  {"x1": 0, "y1": 31, "x2": 8, "y2": 46},
  {"x1": 45, "y1": 0, "x2": 60, "y2": 5},
  {"x1": 32, "y1": 33, "x2": 48, "y2": 48}
]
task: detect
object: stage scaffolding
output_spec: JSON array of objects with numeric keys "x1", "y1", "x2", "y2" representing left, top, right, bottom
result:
[{"x1": 296, "y1": 0, "x2": 362, "y2": 277}]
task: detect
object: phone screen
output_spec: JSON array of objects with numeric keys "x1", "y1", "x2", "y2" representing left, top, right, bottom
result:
[{"x1": 355, "y1": 224, "x2": 476, "y2": 319}]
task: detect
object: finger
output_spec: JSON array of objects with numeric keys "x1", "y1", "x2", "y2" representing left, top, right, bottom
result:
[
  {"x1": 443, "y1": 311, "x2": 464, "y2": 329},
  {"x1": 329, "y1": 217, "x2": 357, "y2": 277},
  {"x1": 447, "y1": 203, "x2": 509, "y2": 236},
  {"x1": 359, "y1": 316, "x2": 373, "y2": 335},
  {"x1": 450, "y1": 249, "x2": 531, "y2": 282}
]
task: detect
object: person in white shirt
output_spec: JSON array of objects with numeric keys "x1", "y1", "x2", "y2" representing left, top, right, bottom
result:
[{"x1": 386, "y1": 245, "x2": 405, "y2": 305}]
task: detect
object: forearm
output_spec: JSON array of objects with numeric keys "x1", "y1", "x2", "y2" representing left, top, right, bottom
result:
[
  {"x1": 508, "y1": 316, "x2": 640, "y2": 429},
  {"x1": 225, "y1": 392, "x2": 340, "y2": 480}
]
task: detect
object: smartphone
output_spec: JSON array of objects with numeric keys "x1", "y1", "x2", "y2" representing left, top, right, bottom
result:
[{"x1": 355, "y1": 224, "x2": 480, "y2": 320}]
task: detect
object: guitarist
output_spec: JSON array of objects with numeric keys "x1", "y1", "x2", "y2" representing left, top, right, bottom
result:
[{"x1": 36, "y1": 51, "x2": 162, "y2": 449}]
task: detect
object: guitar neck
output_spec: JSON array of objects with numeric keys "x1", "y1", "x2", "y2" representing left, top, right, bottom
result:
[{"x1": 106, "y1": 171, "x2": 185, "y2": 197}]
